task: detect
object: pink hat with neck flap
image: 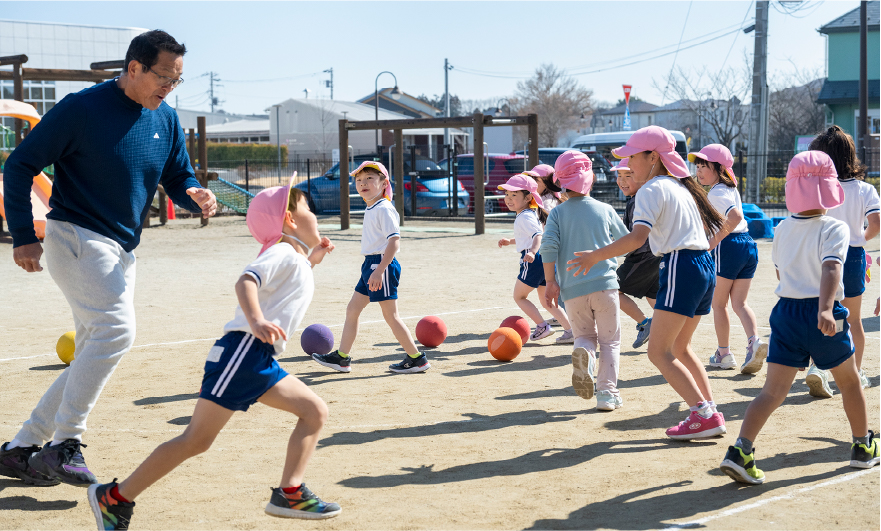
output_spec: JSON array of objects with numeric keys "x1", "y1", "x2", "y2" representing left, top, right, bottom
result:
[
  {"x1": 688, "y1": 144, "x2": 737, "y2": 185},
  {"x1": 553, "y1": 150, "x2": 594, "y2": 194},
  {"x1": 246, "y1": 174, "x2": 296, "y2": 256},
  {"x1": 784, "y1": 151, "x2": 844, "y2": 213},
  {"x1": 611, "y1": 126, "x2": 690, "y2": 179},
  {"x1": 498, "y1": 173, "x2": 544, "y2": 210}
]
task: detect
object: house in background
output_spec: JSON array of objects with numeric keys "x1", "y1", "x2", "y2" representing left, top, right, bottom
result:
[
  {"x1": 816, "y1": 1, "x2": 880, "y2": 139},
  {"x1": 598, "y1": 101, "x2": 659, "y2": 132}
]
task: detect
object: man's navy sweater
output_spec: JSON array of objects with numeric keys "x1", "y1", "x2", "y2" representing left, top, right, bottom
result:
[{"x1": 3, "y1": 79, "x2": 202, "y2": 252}]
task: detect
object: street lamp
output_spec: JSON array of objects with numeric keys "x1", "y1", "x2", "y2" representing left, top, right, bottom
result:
[
  {"x1": 271, "y1": 103, "x2": 282, "y2": 179},
  {"x1": 375, "y1": 71, "x2": 402, "y2": 151},
  {"x1": 495, "y1": 98, "x2": 510, "y2": 117}
]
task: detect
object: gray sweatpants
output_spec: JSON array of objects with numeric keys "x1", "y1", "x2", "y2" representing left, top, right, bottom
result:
[{"x1": 16, "y1": 220, "x2": 136, "y2": 445}]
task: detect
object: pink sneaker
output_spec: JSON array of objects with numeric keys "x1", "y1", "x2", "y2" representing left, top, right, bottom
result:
[{"x1": 666, "y1": 411, "x2": 727, "y2": 440}]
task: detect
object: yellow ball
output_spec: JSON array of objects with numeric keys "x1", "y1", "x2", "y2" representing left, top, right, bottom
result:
[{"x1": 56, "y1": 331, "x2": 76, "y2": 365}]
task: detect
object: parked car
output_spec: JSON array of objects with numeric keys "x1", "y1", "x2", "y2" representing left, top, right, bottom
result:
[
  {"x1": 437, "y1": 153, "x2": 527, "y2": 213},
  {"x1": 514, "y1": 147, "x2": 620, "y2": 203},
  {"x1": 296, "y1": 154, "x2": 468, "y2": 215},
  {"x1": 569, "y1": 130, "x2": 689, "y2": 162}
]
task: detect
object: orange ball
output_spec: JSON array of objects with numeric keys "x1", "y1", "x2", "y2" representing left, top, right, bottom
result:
[
  {"x1": 488, "y1": 327, "x2": 522, "y2": 361},
  {"x1": 500, "y1": 315, "x2": 530, "y2": 344},
  {"x1": 416, "y1": 316, "x2": 447, "y2": 348}
]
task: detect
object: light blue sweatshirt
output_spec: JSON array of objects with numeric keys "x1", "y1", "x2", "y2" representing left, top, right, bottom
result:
[{"x1": 540, "y1": 196, "x2": 629, "y2": 302}]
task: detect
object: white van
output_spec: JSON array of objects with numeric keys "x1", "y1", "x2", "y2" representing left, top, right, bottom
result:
[{"x1": 570, "y1": 130, "x2": 689, "y2": 163}]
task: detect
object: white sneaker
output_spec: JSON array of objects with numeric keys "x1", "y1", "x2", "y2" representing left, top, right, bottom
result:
[
  {"x1": 596, "y1": 390, "x2": 623, "y2": 411},
  {"x1": 806, "y1": 364, "x2": 834, "y2": 398},
  {"x1": 555, "y1": 329, "x2": 575, "y2": 344},
  {"x1": 708, "y1": 350, "x2": 737, "y2": 370},
  {"x1": 530, "y1": 322, "x2": 554, "y2": 341},
  {"x1": 740, "y1": 339, "x2": 768, "y2": 374},
  {"x1": 859, "y1": 369, "x2": 871, "y2": 389},
  {"x1": 571, "y1": 347, "x2": 596, "y2": 400}
]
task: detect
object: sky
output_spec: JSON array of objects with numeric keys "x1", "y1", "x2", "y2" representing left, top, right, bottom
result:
[{"x1": 0, "y1": 1, "x2": 859, "y2": 116}]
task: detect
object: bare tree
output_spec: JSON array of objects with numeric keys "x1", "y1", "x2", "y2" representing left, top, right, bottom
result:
[
  {"x1": 510, "y1": 64, "x2": 594, "y2": 148},
  {"x1": 767, "y1": 67, "x2": 826, "y2": 151},
  {"x1": 309, "y1": 98, "x2": 338, "y2": 155}
]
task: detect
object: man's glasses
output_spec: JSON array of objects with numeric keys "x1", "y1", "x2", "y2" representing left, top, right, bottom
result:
[{"x1": 147, "y1": 67, "x2": 184, "y2": 89}]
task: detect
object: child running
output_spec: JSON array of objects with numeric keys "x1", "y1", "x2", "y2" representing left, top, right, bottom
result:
[
  {"x1": 567, "y1": 126, "x2": 727, "y2": 440},
  {"x1": 612, "y1": 157, "x2": 659, "y2": 349},
  {"x1": 541, "y1": 151, "x2": 629, "y2": 410},
  {"x1": 88, "y1": 181, "x2": 340, "y2": 528},
  {"x1": 803, "y1": 126, "x2": 880, "y2": 397},
  {"x1": 498, "y1": 173, "x2": 574, "y2": 343},
  {"x1": 690, "y1": 145, "x2": 766, "y2": 373},
  {"x1": 526, "y1": 163, "x2": 563, "y2": 213},
  {"x1": 719, "y1": 151, "x2": 879, "y2": 485},
  {"x1": 311, "y1": 161, "x2": 430, "y2": 373}
]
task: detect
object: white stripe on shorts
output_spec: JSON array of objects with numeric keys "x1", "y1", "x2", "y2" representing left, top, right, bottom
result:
[
  {"x1": 521, "y1": 260, "x2": 528, "y2": 281},
  {"x1": 211, "y1": 333, "x2": 254, "y2": 398},
  {"x1": 383, "y1": 266, "x2": 389, "y2": 297},
  {"x1": 665, "y1": 250, "x2": 678, "y2": 308}
]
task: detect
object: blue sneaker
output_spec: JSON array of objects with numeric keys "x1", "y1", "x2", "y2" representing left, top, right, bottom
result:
[
  {"x1": 389, "y1": 352, "x2": 431, "y2": 374},
  {"x1": 632, "y1": 318, "x2": 651, "y2": 349},
  {"x1": 311, "y1": 351, "x2": 351, "y2": 373},
  {"x1": 28, "y1": 439, "x2": 97, "y2": 487}
]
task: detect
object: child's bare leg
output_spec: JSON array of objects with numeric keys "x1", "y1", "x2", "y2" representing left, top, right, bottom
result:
[
  {"x1": 339, "y1": 292, "x2": 370, "y2": 354},
  {"x1": 841, "y1": 296, "x2": 865, "y2": 370},
  {"x1": 618, "y1": 292, "x2": 647, "y2": 323},
  {"x1": 118, "y1": 399, "x2": 234, "y2": 501},
  {"x1": 646, "y1": 310, "x2": 705, "y2": 406},
  {"x1": 514, "y1": 280, "x2": 545, "y2": 325},
  {"x1": 738, "y1": 363, "x2": 799, "y2": 441},
  {"x1": 672, "y1": 315, "x2": 714, "y2": 403},
  {"x1": 378, "y1": 299, "x2": 419, "y2": 356},
  {"x1": 828, "y1": 356, "x2": 869, "y2": 437},
  {"x1": 538, "y1": 285, "x2": 571, "y2": 329},
  {"x1": 257, "y1": 376, "x2": 329, "y2": 488},
  {"x1": 711, "y1": 277, "x2": 733, "y2": 349},
  {"x1": 730, "y1": 279, "x2": 759, "y2": 339},
  {"x1": 646, "y1": 297, "x2": 656, "y2": 310}
]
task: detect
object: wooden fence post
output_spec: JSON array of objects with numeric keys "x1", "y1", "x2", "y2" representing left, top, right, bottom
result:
[
  {"x1": 527, "y1": 113, "x2": 539, "y2": 169},
  {"x1": 394, "y1": 128, "x2": 405, "y2": 224},
  {"x1": 473, "y1": 112, "x2": 484, "y2": 235}
]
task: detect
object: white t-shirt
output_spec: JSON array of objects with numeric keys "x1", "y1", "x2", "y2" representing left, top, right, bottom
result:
[
  {"x1": 632, "y1": 175, "x2": 710, "y2": 256},
  {"x1": 514, "y1": 208, "x2": 543, "y2": 252},
  {"x1": 541, "y1": 193, "x2": 560, "y2": 214},
  {"x1": 361, "y1": 199, "x2": 400, "y2": 255},
  {"x1": 223, "y1": 243, "x2": 315, "y2": 354},
  {"x1": 772, "y1": 214, "x2": 849, "y2": 300},
  {"x1": 707, "y1": 183, "x2": 748, "y2": 234},
  {"x1": 825, "y1": 179, "x2": 881, "y2": 247}
]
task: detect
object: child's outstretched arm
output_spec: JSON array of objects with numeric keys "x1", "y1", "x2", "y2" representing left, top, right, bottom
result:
[
  {"x1": 308, "y1": 236, "x2": 335, "y2": 267},
  {"x1": 498, "y1": 237, "x2": 514, "y2": 248},
  {"x1": 368, "y1": 236, "x2": 400, "y2": 292},
  {"x1": 817, "y1": 260, "x2": 842, "y2": 336},
  {"x1": 567, "y1": 225, "x2": 649, "y2": 276},
  {"x1": 235, "y1": 275, "x2": 288, "y2": 344}
]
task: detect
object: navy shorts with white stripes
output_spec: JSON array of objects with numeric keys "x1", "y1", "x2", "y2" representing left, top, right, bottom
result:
[
  {"x1": 655, "y1": 249, "x2": 715, "y2": 318},
  {"x1": 200, "y1": 331, "x2": 288, "y2": 412},
  {"x1": 842, "y1": 245, "x2": 866, "y2": 298},
  {"x1": 517, "y1": 250, "x2": 547, "y2": 289},
  {"x1": 712, "y1": 231, "x2": 758, "y2": 280},
  {"x1": 354, "y1": 255, "x2": 400, "y2": 302}
]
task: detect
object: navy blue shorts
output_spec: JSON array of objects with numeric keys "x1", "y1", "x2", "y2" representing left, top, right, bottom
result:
[
  {"x1": 843, "y1": 246, "x2": 866, "y2": 298},
  {"x1": 200, "y1": 332, "x2": 288, "y2": 412},
  {"x1": 518, "y1": 250, "x2": 546, "y2": 289},
  {"x1": 656, "y1": 249, "x2": 715, "y2": 318},
  {"x1": 768, "y1": 298, "x2": 853, "y2": 370},
  {"x1": 713, "y1": 232, "x2": 758, "y2": 280},
  {"x1": 354, "y1": 255, "x2": 400, "y2": 302}
]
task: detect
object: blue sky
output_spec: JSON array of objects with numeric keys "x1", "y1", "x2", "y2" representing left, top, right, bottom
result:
[{"x1": 0, "y1": 1, "x2": 858, "y2": 115}]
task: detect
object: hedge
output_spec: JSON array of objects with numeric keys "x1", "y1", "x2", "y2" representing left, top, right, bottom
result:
[{"x1": 206, "y1": 143, "x2": 287, "y2": 162}]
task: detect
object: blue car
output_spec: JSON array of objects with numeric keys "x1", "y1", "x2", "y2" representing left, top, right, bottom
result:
[{"x1": 296, "y1": 155, "x2": 469, "y2": 215}]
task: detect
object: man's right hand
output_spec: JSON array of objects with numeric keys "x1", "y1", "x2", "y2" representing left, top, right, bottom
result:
[{"x1": 13, "y1": 242, "x2": 43, "y2": 272}]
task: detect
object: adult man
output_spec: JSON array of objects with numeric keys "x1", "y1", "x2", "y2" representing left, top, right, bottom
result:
[{"x1": 0, "y1": 30, "x2": 216, "y2": 487}]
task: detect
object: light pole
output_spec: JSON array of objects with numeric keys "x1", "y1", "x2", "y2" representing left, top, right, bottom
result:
[
  {"x1": 494, "y1": 98, "x2": 510, "y2": 117},
  {"x1": 375, "y1": 71, "x2": 402, "y2": 151},
  {"x1": 271, "y1": 104, "x2": 282, "y2": 179}
]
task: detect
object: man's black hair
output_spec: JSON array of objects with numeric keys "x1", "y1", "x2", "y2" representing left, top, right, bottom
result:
[{"x1": 124, "y1": 30, "x2": 186, "y2": 73}]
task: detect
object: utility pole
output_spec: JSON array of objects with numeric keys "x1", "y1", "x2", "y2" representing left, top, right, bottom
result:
[
  {"x1": 858, "y1": 1, "x2": 868, "y2": 160},
  {"x1": 746, "y1": 1, "x2": 769, "y2": 204},
  {"x1": 209, "y1": 71, "x2": 222, "y2": 113},
  {"x1": 324, "y1": 68, "x2": 334, "y2": 99},
  {"x1": 444, "y1": 59, "x2": 452, "y2": 148}
]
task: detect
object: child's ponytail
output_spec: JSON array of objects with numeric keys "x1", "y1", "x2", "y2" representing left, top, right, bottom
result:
[{"x1": 681, "y1": 176, "x2": 725, "y2": 237}]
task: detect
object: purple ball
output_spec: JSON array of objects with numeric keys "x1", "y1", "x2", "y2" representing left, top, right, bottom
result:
[{"x1": 300, "y1": 324, "x2": 334, "y2": 355}]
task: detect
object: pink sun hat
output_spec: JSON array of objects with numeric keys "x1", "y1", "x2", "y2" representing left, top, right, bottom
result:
[
  {"x1": 611, "y1": 158, "x2": 631, "y2": 172},
  {"x1": 784, "y1": 150, "x2": 844, "y2": 213},
  {"x1": 553, "y1": 150, "x2": 594, "y2": 194},
  {"x1": 524, "y1": 164, "x2": 562, "y2": 200},
  {"x1": 498, "y1": 173, "x2": 545, "y2": 210},
  {"x1": 350, "y1": 160, "x2": 392, "y2": 200},
  {"x1": 688, "y1": 144, "x2": 737, "y2": 185},
  {"x1": 246, "y1": 174, "x2": 297, "y2": 256},
  {"x1": 611, "y1": 125, "x2": 690, "y2": 179}
]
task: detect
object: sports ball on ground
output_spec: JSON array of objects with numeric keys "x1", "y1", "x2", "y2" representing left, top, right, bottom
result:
[
  {"x1": 488, "y1": 327, "x2": 522, "y2": 362},
  {"x1": 416, "y1": 316, "x2": 447, "y2": 348},
  {"x1": 300, "y1": 324, "x2": 334, "y2": 355},
  {"x1": 500, "y1": 315, "x2": 530, "y2": 344},
  {"x1": 56, "y1": 331, "x2": 76, "y2": 365}
]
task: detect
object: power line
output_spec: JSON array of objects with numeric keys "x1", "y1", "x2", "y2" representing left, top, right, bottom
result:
[
  {"x1": 660, "y1": 0, "x2": 694, "y2": 105},
  {"x1": 719, "y1": 1, "x2": 755, "y2": 71},
  {"x1": 223, "y1": 71, "x2": 323, "y2": 83}
]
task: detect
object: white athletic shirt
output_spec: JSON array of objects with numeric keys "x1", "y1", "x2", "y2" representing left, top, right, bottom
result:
[
  {"x1": 772, "y1": 214, "x2": 849, "y2": 300},
  {"x1": 632, "y1": 175, "x2": 710, "y2": 256},
  {"x1": 707, "y1": 183, "x2": 748, "y2": 234},
  {"x1": 514, "y1": 208, "x2": 543, "y2": 252},
  {"x1": 825, "y1": 179, "x2": 880, "y2": 247},
  {"x1": 541, "y1": 193, "x2": 560, "y2": 214},
  {"x1": 224, "y1": 243, "x2": 315, "y2": 354},
  {"x1": 361, "y1": 198, "x2": 400, "y2": 255}
]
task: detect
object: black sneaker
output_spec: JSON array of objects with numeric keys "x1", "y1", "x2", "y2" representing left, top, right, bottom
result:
[
  {"x1": 720, "y1": 445, "x2": 765, "y2": 484},
  {"x1": 88, "y1": 480, "x2": 135, "y2": 530},
  {"x1": 28, "y1": 439, "x2": 97, "y2": 487},
  {"x1": 850, "y1": 430, "x2": 881, "y2": 469},
  {"x1": 0, "y1": 442, "x2": 60, "y2": 486},
  {"x1": 311, "y1": 350, "x2": 351, "y2": 373},
  {"x1": 265, "y1": 484, "x2": 341, "y2": 519},
  {"x1": 389, "y1": 352, "x2": 431, "y2": 374}
]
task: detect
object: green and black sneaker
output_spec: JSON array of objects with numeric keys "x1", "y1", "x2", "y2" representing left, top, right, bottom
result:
[
  {"x1": 850, "y1": 431, "x2": 880, "y2": 469},
  {"x1": 720, "y1": 445, "x2": 765, "y2": 484}
]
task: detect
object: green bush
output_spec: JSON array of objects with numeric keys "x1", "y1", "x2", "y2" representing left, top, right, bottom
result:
[{"x1": 206, "y1": 143, "x2": 287, "y2": 162}]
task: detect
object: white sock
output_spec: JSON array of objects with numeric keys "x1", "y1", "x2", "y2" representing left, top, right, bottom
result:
[
  {"x1": 707, "y1": 400, "x2": 719, "y2": 413},
  {"x1": 6, "y1": 438, "x2": 28, "y2": 450},
  {"x1": 50, "y1": 440, "x2": 67, "y2": 446}
]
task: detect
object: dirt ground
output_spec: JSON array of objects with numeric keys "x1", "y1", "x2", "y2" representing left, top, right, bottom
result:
[{"x1": 0, "y1": 216, "x2": 878, "y2": 531}]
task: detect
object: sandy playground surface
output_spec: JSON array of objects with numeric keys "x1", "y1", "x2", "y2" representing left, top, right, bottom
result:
[{"x1": 0, "y1": 216, "x2": 878, "y2": 530}]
